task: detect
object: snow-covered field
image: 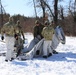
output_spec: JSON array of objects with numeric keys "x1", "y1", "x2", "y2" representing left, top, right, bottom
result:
[{"x1": 0, "y1": 33, "x2": 76, "y2": 75}]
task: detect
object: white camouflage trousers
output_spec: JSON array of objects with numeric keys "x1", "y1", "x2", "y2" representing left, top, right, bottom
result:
[
  {"x1": 5, "y1": 36, "x2": 15, "y2": 60},
  {"x1": 43, "y1": 40, "x2": 53, "y2": 56},
  {"x1": 51, "y1": 34, "x2": 59, "y2": 50}
]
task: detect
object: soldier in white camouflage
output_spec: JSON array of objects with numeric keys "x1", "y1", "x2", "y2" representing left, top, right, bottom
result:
[
  {"x1": 1, "y1": 17, "x2": 16, "y2": 62},
  {"x1": 51, "y1": 21, "x2": 58, "y2": 54},
  {"x1": 41, "y1": 21, "x2": 55, "y2": 58}
]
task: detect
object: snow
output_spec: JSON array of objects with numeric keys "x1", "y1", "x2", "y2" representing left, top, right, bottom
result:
[{"x1": 0, "y1": 33, "x2": 76, "y2": 75}]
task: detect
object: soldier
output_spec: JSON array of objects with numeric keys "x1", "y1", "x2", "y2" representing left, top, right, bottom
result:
[
  {"x1": 14, "y1": 20, "x2": 25, "y2": 57},
  {"x1": 14, "y1": 20, "x2": 25, "y2": 41},
  {"x1": 33, "y1": 20, "x2": 44, "y2": 44},
  {"x1": 33, "y1": 20, "x2": 44, "y2": 55},
  {"x1": 1, "y1": 17, "x2": 16, "y2": 62},
  {"x1": 51, "y1": 21, "x2": 56, "y2": 29},
  {"x1": 14, "y1": 34, "x2": 24, "y2": 57},
  {"x1": 51, "y1": 21, "x2": 58, "y2": 54},
  {"x1": 41, "y1": 21, "x2": 55, "y2": 58}
]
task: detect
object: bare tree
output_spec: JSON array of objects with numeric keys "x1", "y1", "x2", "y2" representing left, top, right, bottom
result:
[
  {"x1": 40, "y1": 0, "x2": 46, "y2": 23},
  {"x1": 68, "y1": 0, "x2": 76, "y2": 22},
  {"x1": 54, "y1": 0, "x2": 58, "y2": 25},
  {"x1": 0, "y1": 0, "x2": 6, "y2": 27},
  {"x1": 33, "y1": 0, "x2": 65, "y2": 26},
  {"x1": 58, "y1": 5, "x2": 64, "y2": 20},
  {"x1": 33, "y1": 0, "x2": 37, "y2": 19}
]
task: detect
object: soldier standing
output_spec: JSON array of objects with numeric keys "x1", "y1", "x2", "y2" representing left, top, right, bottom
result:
[
  {"x1": 51, "y1": 21, "x2": 58, "y2": 54},
  {"x1": 1, "y1": 17, "x2": 16, "y2": 62},
  {"x1": 42, "y1": 21, "x2": 55, "y2": 58}
]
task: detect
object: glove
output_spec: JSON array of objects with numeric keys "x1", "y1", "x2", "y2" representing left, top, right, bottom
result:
[
  {"x1": 37, "y1": 35, "x2": 41, "y2": 40},
  {"x1": 1, "y1": 36, "x2": 4, "y2": 40},
  {"x1": 14, "y1": 34, "x2": 18, "y2": 40}
]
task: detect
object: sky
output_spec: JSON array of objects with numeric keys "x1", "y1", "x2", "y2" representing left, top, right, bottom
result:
[
  {"x1": 1, "y1": 0, "x2": 67, "y2": 17},
  {"x1": 2, "y1": 0, "x2": 35, "y2": 17},
  {"x1": 0, "y1": 33, "x2": 76, "y2": 75},
  {"x1": 1, "y1": 0, "x2": 75, "y2": 17}
]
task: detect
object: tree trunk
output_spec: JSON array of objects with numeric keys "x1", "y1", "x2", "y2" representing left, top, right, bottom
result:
[
  {"x1": 33, "y1": 0, "x2": 37, "y2": 19},
  {"x1": 40, "y1": 0, "x2": 45, "y2": 24},
  {"x1": 54, "y1": 0, "x2": 58, "y2": 26}
]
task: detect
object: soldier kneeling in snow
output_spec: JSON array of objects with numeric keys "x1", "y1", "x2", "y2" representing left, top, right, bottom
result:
[
  {"x1": 14, "y1": 20, "x2": 25, "y2": 57},
  {"x1": 14, "y1": 34, "x2": 24, "y2": 57}
]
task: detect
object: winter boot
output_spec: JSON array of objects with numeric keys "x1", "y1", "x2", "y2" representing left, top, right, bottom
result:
[
  {"x1": 36, "y1": 50, "x2": 40, "y2": 55},
  {"x1": 16, "y1": 49, "x2": 21, "y2": 57},
  {"x1": 43, "y1": 56, "x2": 47, "y2": 58},
  {"x1": 53, "y1": 50, "x2": 58, "y2": 54},
  {"x1": 10, "y1": 58, "x2": 14, "y2": 61},
  {"x1": 48, "y1": 53, "x2": 52, "y2": 57},
  {"x1": 5, "y1": 59, "x2": 8, "y2": 62}
]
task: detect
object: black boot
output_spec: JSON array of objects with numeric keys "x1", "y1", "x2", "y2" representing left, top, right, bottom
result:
[
  {"x1": 5, "y1": 59, "x2": 8, "y2": 62},
  {"x1": 10, "y1": 58, "x2": 14, "y2": 61},
  {"x1": 48, "y1": 53, "x2": 52, "y2": 57},
  {"x1": 53, "y1": 50, "x2": 58, "y2": 54},
  {"x1": 43, "y1": 56, "x2": 47, "y2": 58},
  {"x1": 16, "y1": 49, "x2": 21, "y2": 57},
  {"x1": 36, "y1": 50, "x2": 40, "y2": 55}
]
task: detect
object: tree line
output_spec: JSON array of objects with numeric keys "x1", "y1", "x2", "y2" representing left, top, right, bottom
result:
[
  {"x1": 0, "y1": 0, "x2": 76, "y2": 36},
  {"x1": 32, "y1": 0, "x2": 76, "y2": 36}
]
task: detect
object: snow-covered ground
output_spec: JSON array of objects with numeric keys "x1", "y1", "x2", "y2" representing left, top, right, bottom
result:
[{"x1": 0, "y1": 33, "x2": 76, "y2": 75}]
